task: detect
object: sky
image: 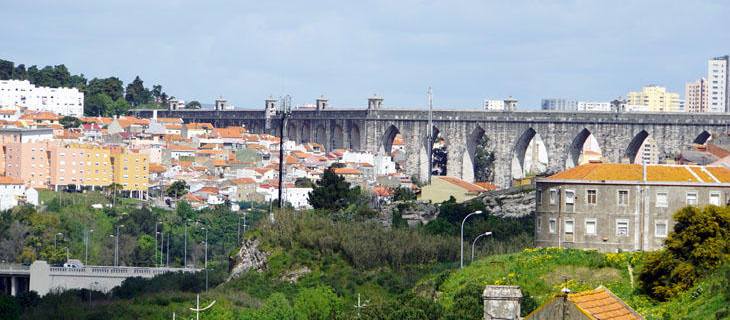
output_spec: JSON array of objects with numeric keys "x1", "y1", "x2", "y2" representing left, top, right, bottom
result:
[{"x1": 2, "y1": 0, "x2": 730, "y2": 110}]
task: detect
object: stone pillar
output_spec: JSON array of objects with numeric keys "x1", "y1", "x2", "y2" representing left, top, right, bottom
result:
[
  {"x1": 10, "y1": 276, "x2": 17, "y2": 296},
  {"x1": 483, "y1": 285, "x2": 522, "y2": 320}
]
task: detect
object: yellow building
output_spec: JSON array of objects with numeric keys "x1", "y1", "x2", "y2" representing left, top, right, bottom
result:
[
  {"x1": 626, "y1": 85, "x2": 681, "y2": 112},
  {"x1": 71, "y1": 144, "x2": 113, "y2": 188},
  {"x1": 111, "y1": 151, "x2": 149, "y2": 198}
]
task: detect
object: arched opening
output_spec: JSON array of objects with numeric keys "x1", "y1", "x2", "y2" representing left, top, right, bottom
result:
[
  {"x1": 381, "y1": 125, "x2": 404, "y2": 174},
  {"x1": 462, "y1": 126, "x2": 495, "y2": 183},
  {"x1": 694, "y1": 130, "x2": 711, "y2": 145},
  {"x1": 566, "y1": 128, "x2": 603, "y2": 168},
  {"x1": 381, "y1": 125, "x2": 401, "y2": 155},
  {"x1": 625, "y1": 130, "x2": 659, "y2": 164},
  {"x1": 300, "y1": 122, "x2": 310, "y2": 144},
  {"x1": 315, "y1": 124, "x2": 327, "y2": 147},
  {"x1": 331, "y1": 125, "x2": 344, "y2": 150},
  {"x1": 431, "y1": 127, "x2": 448, "y2": 176},
  {"x1": 349, "y1": 124, "x2": 361, "y2": 151},
  {"x1": 286, "y1": 122, "x2": 297, "y2": 142},
  {"x1": 512, "y1": 128, "x2": 549, "y2": 180}
]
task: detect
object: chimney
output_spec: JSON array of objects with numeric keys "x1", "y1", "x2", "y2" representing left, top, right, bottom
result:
[
  {"x1": 316, "y1": 96, "x2": 328, "y2": 111},
  {"x1": 483, "y1": 285, "x2": 522, "y2": 320},
  {"x1": 368, "y1": 95, "x2": 383, "y2": 110}
]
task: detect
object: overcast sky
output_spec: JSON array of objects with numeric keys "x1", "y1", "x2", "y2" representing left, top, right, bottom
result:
[{"x1": 2, "y1": 0, "x2": 729, "y2": 109}]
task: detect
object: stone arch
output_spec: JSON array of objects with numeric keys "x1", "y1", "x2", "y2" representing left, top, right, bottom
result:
[
  {"x1": 625, "y1": 130, "x2": 650, "y2": 164},
  {"x1": 300, "y1": 122, "x2": 310, "y2": 143},
  {"x1": 566, "y1": 128, "x2": 602, "y2": 168},
  {"x1": 512, "y1": 128, "x2": 549, "y2": 179},
  {"x1": 461, "y1": 125, "x2": 488, "y2": 183},
  {"x1": 349, "y1": 124, "x2": 361, "y2": 151},
  {"x1": 315, "y1": 124, "x2": 327, "y2": 146},
  {"x1": 380, "y1": 124, "x2": 401, "y2": 155},
  {"x1": 694, "y1": 130, "x2": 711, "y2": 144},
  {"x1": 331, "y1": 125, "x2": 344, "y2": 149},
  {"x1": 286, "y1": 122, "x2": 298, "y2": 142},
  {"x1": 430, "y1": 126, "x2": 448, "y2": 176}
]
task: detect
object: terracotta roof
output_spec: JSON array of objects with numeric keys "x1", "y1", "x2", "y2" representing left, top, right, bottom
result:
[
  {"x1": 20, "y1": 111, "x2": 62, "y2": 121},
  {"x1": 156, "y1": 117, "x2": 183, "y2": 124},
  {"x1": 165, "y1": 124, "x2": 182, "y2": 130},
  {"x1": 212, "y1": 159, "x2": 227, "y2": 167},
  {"x1": 333, "y1": 167, "x2": 361, "y2": 175},
  {"x1": 183, "y1": 193, "x2": 205, "y2": 203},
  {"x1": 149, "y1": 163, "x2": 167, "y2": 174},
  {"x1": 0, "y1": 176, "x2": 23, "y2": 185},
  {"x1": 186, "y1": 122, "x2": 214, "y2": 130},
  {"x1": 547, "y1": 163, "x2": 730, "y2": 183},
  {"x1": 212, "y1": 126, "x2": 247, "y2": 138},
  {"x1": 0, "y1": 109, "x2": 17, "y2": 115},
  {"x1": 231, "y1": 177, "x2": 256, "y2": 185},
  {"x1": 474, "y1": 182, "x2": 498, "y2": 190},
  {"x1": 197, "y1": 186, "x2": 219, "y2": 194},
  {"x1": 568, "y1": 286, "x2": 642, "y2": 320},
  {"x1": 168, "y1": 144, "x2": 197, "y2": 152},
  {"x1": 79, "y1": 117, "x2": 113, "y2": 125},
  {"x1": 437, "y1": 176, "x2": 487, "y2": 193}
]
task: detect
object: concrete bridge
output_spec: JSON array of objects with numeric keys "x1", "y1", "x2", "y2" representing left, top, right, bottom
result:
[
  {"x1": 0, "y1": 261, "x2": 198, "y2": 296},
  {"x1": 134, "y1": 102, "x2": 730, "y2": 187}
]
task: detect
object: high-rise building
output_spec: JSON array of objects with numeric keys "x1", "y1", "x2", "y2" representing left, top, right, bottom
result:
[
  {"x1": 541, "y1": 98, "x2": 578, "y2": 111},
  {"x1": 685, "y1": 78, "x2": 708, "y2": 113},
  {"x1": 0, "y1": 80, "x2": 84, "y2": 116},
  {"x1": 708, "y1": 55, "x2": 729, "y2": 112},
  {"x1": 626, "y1": 85, "x2": 681, "y2": 112}
]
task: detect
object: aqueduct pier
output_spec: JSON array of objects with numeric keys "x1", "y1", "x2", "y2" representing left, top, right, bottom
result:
[{"x1": 133, "y1": 108, "x2": 730, "y2": 188}]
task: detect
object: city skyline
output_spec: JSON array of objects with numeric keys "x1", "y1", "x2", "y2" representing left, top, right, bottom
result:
[{"x1": 2, "y1": 1, "x2": 730, "y2": 109}]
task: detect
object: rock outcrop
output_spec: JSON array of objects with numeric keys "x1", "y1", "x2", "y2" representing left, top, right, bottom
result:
[
  {"x1": 479, "y1": 188, "x2": 535, "y2": 218},
  {"x1": 227, "y1": 238, "x2": 268, "y2": 281}
]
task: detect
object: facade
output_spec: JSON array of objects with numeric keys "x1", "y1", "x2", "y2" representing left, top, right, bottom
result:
[
  {"x1": 483, "y1": 100, "x2": 505, "y2": 111},
  {"x1": 685, "y1": 78, "x2": 708, "y2": 113},
  {"x1": 576, "y1": 101, "x2": 611, "y2": 112},
  {"x1": 708, "y1": 55, "x2": 729, "y2": 112},
  {"x1": 0, "y1": 80, "x2": 83, "y2": 116},
  {"x1": 0, "y1": 127, "x2": 53, "y2": 175},
  {"x1": 626, "y1": 85, "x2": 681, "y2": 112},
  {"x1": 48, "y1": 144, "x2": 112, "y2": 189},
  {"x1": 535, "y1": 163, "x2": 730, "y2": 252},
  {"x1": 111, "y1": 151, "x2": 149, "y2": 196},
  {"x1": 4, "y1": 142, "x2": 52, "y2": 189},
  {"x1": 541, "y1": 98, "x2": 578, "y2": 111},
  {"x1": 0, "y1": 176, "x2": 27, "y2": 210}
]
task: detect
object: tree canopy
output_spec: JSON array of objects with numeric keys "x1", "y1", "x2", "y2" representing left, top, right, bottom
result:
[{"x1": 308, "y1": 167, "x2": 358, "y2": 211}]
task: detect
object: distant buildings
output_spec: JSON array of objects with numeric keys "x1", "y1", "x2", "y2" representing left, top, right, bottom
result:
[
  {"x1": 708, "y1": 55, "x2": 729, "y2": 112},
  {"x1": 541, "y1": 99, "x2": 611, "y2": 112},
  {"x1": 626, "y1": 85, "x2": 681, "y2": 112},
  {"x1": 0, "y1": 80, "x2": 83, "y2": 116},
  {"x1": 535, "y1": 163, "x2": 730, "y2": 252},
  {"x1": 484, "y1": 97, "x2": 518, "y2": 111},
  {"x1": 685, "y1": 78, "x2": 708, "y2": 113}
]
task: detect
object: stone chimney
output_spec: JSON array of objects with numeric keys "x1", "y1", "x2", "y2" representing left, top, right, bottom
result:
[
  {"x1": 265, "y1": 96, "x2": 277, "y2": 131},
  {"x1": 368, "y1": 95, "x2": 383, "y2": 110},
  {"x1": 316, "y1": 96, "x2": 328, "y2": 111},
  {"x1": 483, "y1": 285, "x2": 522, "y2": 320}
]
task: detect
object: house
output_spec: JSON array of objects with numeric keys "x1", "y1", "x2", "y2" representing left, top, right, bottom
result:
[
  {"x1": 535, "y1": 163, "x2": 730, "y2": 252},
  {"x1": 0, "y1": 176, "x2": 29, "y2": 210},
  {"x1": 526, "y1": 286, "x2": 643, "y2": 320},
  {"x1": 419, "y1": 176, "x2": 489, "y2": 203}
]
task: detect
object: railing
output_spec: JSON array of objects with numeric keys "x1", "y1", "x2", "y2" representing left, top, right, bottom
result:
[
  {"x1": 49, "y1": 265, "x2": 199, "y2": 276},
  {"x1": 0, "y1": 263, "x2": 30, "y2": 273}
]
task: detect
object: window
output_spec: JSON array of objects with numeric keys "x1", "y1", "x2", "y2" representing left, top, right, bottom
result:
[
  {"x1": 616, "y1": 219, "x2": 629, "y2": 236},
  {"x1": 564, "y1": 220, "x2": 574, "y2": 233},
  {"x1": 536, "y1": 190, "x2": 542, "y2": 204},
  {"x1": 585, "y1": 219, "x2": 597, "y2": 235},
  {"x1": 617, "y1": 190, "x2": 629, "y2": 206},
  {"x1": 709, "y1": 192, "x2": 721, "y2": 206},
  {"x1": 548, "y1": 218, "x2": 556, "y2": 233},
  {"x1": 536, "y1": 217, "x2": 542, "y2": 232},
  {"x1": 686, "y1": 192, "x2": 698, "y2": 205},
  {"x1": 586, "y1": 190, "x2": 597, "y2": 204},
  {"x1": 565, "y1": 190, "x2": 575, "y2": 204},
  {"x1": 655, "y1": 220, "x2": 668, "y2": 237},
  {"x1": 549, "y1": 189, "x2": 557, "y2": 204},
  {"x1": 656, "y1": 192, "x2": 668, "y2": 207}
]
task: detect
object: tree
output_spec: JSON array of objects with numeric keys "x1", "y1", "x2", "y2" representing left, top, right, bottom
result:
[
  {"x1": 166, "y1": 180, "x2": 189, "y2": 199},
  {"x1": 293, "y1": 286, "x2": 343, "y2": 320},
  {"x1": 86, "y1": 77, "x2": 124, "y2": 101},
  {"x1": 294, "y1": 177, "x2": 315, "y2": 188},
  {"x1": 393, "y1": 186, "x2": 416, "y2": 202},
  {"x1": 84, "y1": 93, "x2": 114, "y2": 116},
  {"x1": 109, "y1": 98, "x2": 130, "y2": 116},
  {"x1": 639, "y1": 205, "x2": 730, "y2": 300},
  {"x1": 254, "y1": 293, "x2": 296, "y2": 320},
  {"x1": 473, "y1": 134, "x2": 495, "y2": 182},
  {"x1": 59, "y1": 116, "x2": 81, "y2": 129},
  {"x1": 125, "y1": 76, "x2": 152, "y2": 106},
  {"x1": 0, "y1": 59, "x2": 13, "y2": 79},
  {"x1": 185, "y1": 100, "x2": 202, "y2": 109},
  {"x1": 308, "y1": 168, "x2": 355, "y2": 211}
]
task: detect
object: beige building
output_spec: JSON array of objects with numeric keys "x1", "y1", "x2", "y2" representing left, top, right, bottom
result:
[
  {"x1": 535, "y1": 163, "x2": 730, "y2": 252},
  {"x1": 626, "y1": 85, "x2": 681, "y2": 112},
  {"x1": 685, "y1": 78, "x2": 708, "y2": 113},
  {"x1": 419, "y1": 176, "x2": 490, "y2": 203}
]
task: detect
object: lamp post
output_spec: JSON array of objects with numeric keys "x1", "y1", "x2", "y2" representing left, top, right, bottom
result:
[
  {"x1": 114, "y1": 224, "x2": 124, "y2": 267},
  {"x1": 154, "y1": 222, "x2": 161, "y2": 267},
  {"x1": 201, "y1": 226, "x2": 208, "y2": 291},
  {"x1": 460, "y1": 210, "x2": 482, "y2": 269},
  {"x1": 85, "y1": 229, "x2": 94, "y2": 265},
  {"x1": 471, "y1": 231, "x2": 493, "y2": 262},
  {"x1": 184, "y1": 219, "x2": 190, "y2": 268},
  {"x1": 54, "y1": 232, "x2": 63, "y2": 249}
]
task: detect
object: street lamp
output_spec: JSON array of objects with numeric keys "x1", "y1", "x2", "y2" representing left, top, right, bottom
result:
[
  {"x1": 201, "y1": 226, "x2": 208, "y2": 291},
  {"x1": 184, "y1": 219, "x2": 192, "y2": 268},
  {"x1": 54, "y1": 232, "x2": 64, "y2": 249},
  {"x1": 460, "y1": 210, "x2": 482, "y2": 269},
  {"x1": 154, "y1": 222, "x2": 161, "y2": 267},
  {"x1": 85, "y1": 229, "x2": 94, "y2": 265},
  {"x1": 114, "y1": 224, "x2": 124, "y2": 267},
  {"x1": 471, "y1": 231, "x2": 493, "y2": 262}
]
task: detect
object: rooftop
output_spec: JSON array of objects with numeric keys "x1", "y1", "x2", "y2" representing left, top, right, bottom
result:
[
  {"x1": 568, "y1": 286, "x2": 642, "y2": 320},
  {"x1": 545, "y1": 163, "x2": 730, "y2": 184}
]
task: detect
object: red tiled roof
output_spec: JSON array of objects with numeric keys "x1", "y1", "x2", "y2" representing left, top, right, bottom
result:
[
  {"x1": 438, "y1": 176, "x2": 487, "y2": 193},
  {"x1": 568, "y1": 286, "x2": 642, "y2": 320},
  {"x1": 548, "y1": 163, "x2": 730, "y2": 183}
]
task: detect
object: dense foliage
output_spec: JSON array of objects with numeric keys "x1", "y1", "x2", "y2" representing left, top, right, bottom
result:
[
  {"x1": 639, "y1": 205, "x2": 730, "y2": 300},
  {"x1": 308, "y1": 168, "x2": 362, "y2": 211}
]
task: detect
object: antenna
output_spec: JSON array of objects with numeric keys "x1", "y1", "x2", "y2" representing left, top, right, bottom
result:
[
  {"x1": 427, "y1": 87, "x2": 433, "y2": 184},
  {"x1": 189, "y1": 294, "x2": 216, "y2": 320},
  {"x1": 354, "y1": 293, "x2": 369, "y2": 319}
]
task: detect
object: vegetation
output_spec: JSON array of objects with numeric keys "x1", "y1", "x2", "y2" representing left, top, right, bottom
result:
[
  {"x1": 165, "y1": 180, "x2": 189, "y2": 199},
  {"x1": 308, "y1": 167, "x2": 362, "y2": 211}
]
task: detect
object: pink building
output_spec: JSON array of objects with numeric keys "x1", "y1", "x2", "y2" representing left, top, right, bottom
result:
[{"x1": 4, "y1": 142, "x2": 52, "y2": 189}]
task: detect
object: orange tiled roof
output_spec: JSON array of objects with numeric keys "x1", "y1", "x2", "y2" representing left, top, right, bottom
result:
[
  {"x1": 156, "y1": 117, "x2": 183, "y2": 124},
  {"x1": 568, "y1": 286, "x2": 642, "y2": 320},
  {"x1": 20, "y1": 111, "x2": 62, "y2": 121},
  {"x1": 212, "y1": 126, "x2": 247, "y2": 138},
  {"x1": 186, "y1": 122, "x2": 214, "y2": 130},
  {"x1": 212, "y1": 159, "x2": 227, "y2": 167},
  {"x1": 0, "y1": 109, "x2": 17, "y2": 115},
  {"x1": 197, "y1": 186, "x2": 219, "y2": 194},
  {"x1": 231, "y1": 177, "x2": 256, "y2": 185},
  {"x1": 548, "y1": 163, "x2": 730, "y2": 183},
  {"x1": 149, "y1": 163, "x2": 167, "y2": 174},
  {"x1": 474, "y1": 182, "x2": 498, "y2": 191},
  {"x1": 438, "y1": 176, "x2": 487, "y2": 193},
  {"x1": 333, "y1": 167, "x2": 361, "y2": 175},
  {"x1": 168, "y1": 144, "x2": 197, "y2": 152}
]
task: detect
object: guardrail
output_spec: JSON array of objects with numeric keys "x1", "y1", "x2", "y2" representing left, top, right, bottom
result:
[
  {"x1": 0, "y1": 263, "x2": 30, "y2": 272},
  {"x1": 48, "y1": 266, "x2": 200, "y2": 276}
]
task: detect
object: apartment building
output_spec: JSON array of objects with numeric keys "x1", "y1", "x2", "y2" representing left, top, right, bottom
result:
[
  {"x1": 626, "y1": 85, "x2": 681, "y2": 112},
  {"x1": 708, "y1": 56, "x2": 729, "y2": 112},
  {"x1": 111, "y1": 151, "x2": 149, "y2": 198},
  {"x1": 685, "y1": 78, "x2": 708, "y2": 113},
  {"x1": 48, "y1": 144, "x2": 112, "y2": 189},
  {"x1": 4, "y1": 142, "x2": 52, "y2": 189},
  {"x1": 0, "y1": 80, "x2": 83, "y2": 116},
  {"x1": 535, "y1": 163, "x2": 730, "y2": 252}
]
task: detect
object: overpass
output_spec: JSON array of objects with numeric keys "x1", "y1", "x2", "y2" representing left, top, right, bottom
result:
[
  {"x1": 0, "y1": 261, "x2": 198, "y2": 297},
  {"x1": 133, "y1": 101, "x2": 730, "y2": 187}
]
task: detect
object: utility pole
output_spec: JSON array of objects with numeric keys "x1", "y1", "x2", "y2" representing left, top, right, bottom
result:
[
  {"x1": 427, "y1": 87, "x2": 434, "y2": 184},
  {"x1": 85, "y1": 229, "x2": 94, "y2": 265},
  {"x1": 277, "y1": 95, "x2": 292, "y2": 209},
  {"x1": 166, "y1": 233, "x2": 170, "y2": 267},
  {"x1": 201, "y1": 227, "x2": 208, "y2": 291},
  {"x1": 189, "y1": 294, "x2": 216, "y2": 320}
]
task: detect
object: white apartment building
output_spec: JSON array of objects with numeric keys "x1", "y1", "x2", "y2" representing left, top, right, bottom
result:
[
  {"x1": 708, "y1": 56, "x2": 729, "y2": 113},
  {"x1": 0, "y1": 80, "x2": 84, "y2": 116},
  {"x1": 541, "y1": 98, "x2": 578, "y2": 111},
  {"x1": 484, "y1": 100, "x2": 505, "y2": 111},
  {"x1": 577, "y1": 101, "x2": 611, "y2": 112}
]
